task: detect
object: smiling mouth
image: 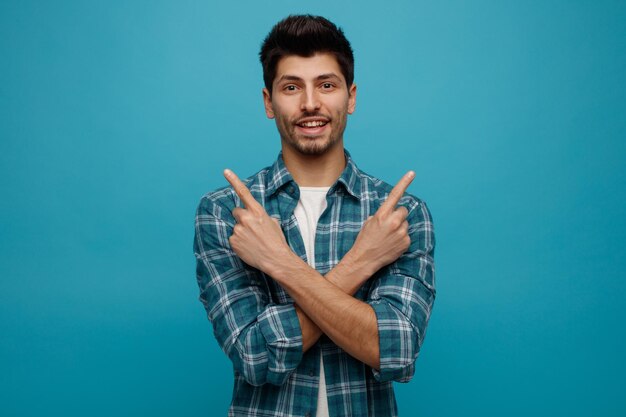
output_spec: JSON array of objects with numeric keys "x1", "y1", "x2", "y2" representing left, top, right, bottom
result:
[
  {"x1": 295, "y1": 121, "x2": 328, "y2": 138},
  {"x1": 296, "y1": 120, "x2": 328, "y2": 128}
]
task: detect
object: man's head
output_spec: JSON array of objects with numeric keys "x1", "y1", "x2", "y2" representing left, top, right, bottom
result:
[
  {"x1": 259, "y1": 15, "x2": 356, "y2": 156},
  {"x1": 259, "y1": 14, "x2": 354, "y2": 96}
]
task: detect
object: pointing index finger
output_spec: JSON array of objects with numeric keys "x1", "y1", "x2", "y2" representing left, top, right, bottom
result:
[
  {"x1": 223, "y1": 169, "x2": 262, "y2": 212},
  {"x1": 378, "y1": 170, "x2": 415, "y2": 216}
]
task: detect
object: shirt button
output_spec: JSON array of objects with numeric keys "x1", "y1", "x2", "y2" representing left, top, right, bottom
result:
[
  {"x1": 309, "y1": 369, "x2": 315, "y2": 377},
  {"x1": 305, "y1": 413, "x2": 311, "y2": 417}
]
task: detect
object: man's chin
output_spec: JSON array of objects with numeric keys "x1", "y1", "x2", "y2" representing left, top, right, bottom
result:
[{"x1": 291, "y1": 138, "x2": 333, "y2": 155}]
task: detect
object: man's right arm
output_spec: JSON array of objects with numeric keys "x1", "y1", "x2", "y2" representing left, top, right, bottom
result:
[
  {"x1": 195, "y1": 193, "x2": 382, "y2": 372},
  {"x1": 195, "y1": 168, "x2": 414, "y2": 384},
  {"x1": 194, "y1": 194, "x2": 389, "y2": 385},
  {"x1": 194, "y1": 197, "x2": 304, "y2": 386}
]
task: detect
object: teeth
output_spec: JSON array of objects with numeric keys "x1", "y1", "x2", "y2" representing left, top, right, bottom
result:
[{"x1": 300, "y1": 121, "x2": 327, "y2": 127}]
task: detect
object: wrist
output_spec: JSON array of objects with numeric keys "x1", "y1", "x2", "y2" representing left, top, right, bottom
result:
[
  {"x1": 329, "y1": 250, "x2": 377, "y2": 294},
  {"x1": 262, "y1": 248, "x2": 303, "y2": 281},
  {"x1": 343, "y1": 249, "x2": 377, "y2": 278}
]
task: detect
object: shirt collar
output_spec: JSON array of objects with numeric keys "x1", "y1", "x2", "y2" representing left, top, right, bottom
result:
[{"x1": 266, "y1": 148, "x2": 362, "y2": 200}]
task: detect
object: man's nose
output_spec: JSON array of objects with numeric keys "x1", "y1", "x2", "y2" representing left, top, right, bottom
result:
[{"x1": 300, "y1": 89, "x2": 321, "y2": 112}]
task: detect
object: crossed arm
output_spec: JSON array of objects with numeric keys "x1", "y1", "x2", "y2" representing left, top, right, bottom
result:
[{"x1": 223, "y1": 169, "x2": 416, "y2": 370}]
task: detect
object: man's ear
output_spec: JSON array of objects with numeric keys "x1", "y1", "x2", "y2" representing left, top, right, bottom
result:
[
  {"x1": 262, "y1": 88, "x2": 275, "y2": 119},
  {"x1": 348, "y1": 83, "x2": 357, "y2": 115}
]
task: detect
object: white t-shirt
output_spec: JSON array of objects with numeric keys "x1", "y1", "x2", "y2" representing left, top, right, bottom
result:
[{"x1": 293, "y1": 186, "x2": 330, "y2": 417}]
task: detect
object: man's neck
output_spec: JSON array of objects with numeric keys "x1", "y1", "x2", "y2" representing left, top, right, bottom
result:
[{"x1": 281, "y1": 141, "x2": 346, "y2": 187}]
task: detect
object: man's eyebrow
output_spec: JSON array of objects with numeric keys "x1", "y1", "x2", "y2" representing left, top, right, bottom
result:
[
  {"x1": 316, "y1": 73, "x2": 342, "y2": 81},
  {"x1": 276, "y1": 75, "x2": 303, "y2": 83},
  {"x1": 275, "y1": 73, "x2": 342, "y2": 83}
]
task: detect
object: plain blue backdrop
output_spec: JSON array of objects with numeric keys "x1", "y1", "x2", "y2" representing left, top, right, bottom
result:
[{"x1": 1, "y1": 1, "x2": 625, "y2": 416}]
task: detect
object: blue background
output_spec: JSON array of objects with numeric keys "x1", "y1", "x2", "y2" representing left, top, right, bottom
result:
[{"x1": 1, "y1": 1, "x2": 625, "y2": 416}]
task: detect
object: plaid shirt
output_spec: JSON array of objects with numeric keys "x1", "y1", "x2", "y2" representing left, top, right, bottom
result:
[{"x1": 194, "y1": 149, "x2": 436, "y2": 417}]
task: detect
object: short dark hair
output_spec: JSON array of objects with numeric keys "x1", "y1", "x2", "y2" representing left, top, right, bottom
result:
[{"x1": 259, "y1": 15, "x2": 354, "y2": 94}]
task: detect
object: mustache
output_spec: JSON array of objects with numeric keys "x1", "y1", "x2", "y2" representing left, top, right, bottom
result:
[{"x1": 294, "y1": 112, "x2": 331, "y2": 123}]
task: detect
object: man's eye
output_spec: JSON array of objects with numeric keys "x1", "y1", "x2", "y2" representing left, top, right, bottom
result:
[
  {"x1": 322, "y1": 83, "x2": 334, "y2": 89},
  {"x1": 285, "y1": 85, "x2": 297, "y2": 91}
]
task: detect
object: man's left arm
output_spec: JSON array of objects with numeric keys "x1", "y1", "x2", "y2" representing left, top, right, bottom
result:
[
  {"x1": 268, "y1": 198, "x2": 435, "y2": 378},
  {"x1": 365, "y1": 199, "x2": 435, "y2": 382}
]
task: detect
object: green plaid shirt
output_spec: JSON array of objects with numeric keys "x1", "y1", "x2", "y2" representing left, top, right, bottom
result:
[{"x1": 194, "y1": 149, "x2": 436, "y2": 417}]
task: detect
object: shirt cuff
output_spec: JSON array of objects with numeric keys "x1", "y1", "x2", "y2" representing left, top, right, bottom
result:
[
  {"x1": 369, "y1": 300, "x2": 418, "y2": 383},
  {"x1": 257, "y1": 303, "x2": 304, "y2": 385}
]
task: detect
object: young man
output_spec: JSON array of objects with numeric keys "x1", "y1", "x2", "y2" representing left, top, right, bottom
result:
[{"x1": 194, "y1": 15, "x2": 435, "y2": 417}]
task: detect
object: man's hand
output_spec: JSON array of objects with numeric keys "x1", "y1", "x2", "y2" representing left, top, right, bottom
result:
[
  {"x1": 348, "y1": 171, "x2": 415, "y2": 276},
  {"x1": 223, "y1": 169, "x2": 293, "y2": 271}
]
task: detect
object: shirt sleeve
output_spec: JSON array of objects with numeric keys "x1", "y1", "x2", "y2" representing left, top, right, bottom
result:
[
  {"x1": 367, "y1": 198, "x2": 436, "y2": 383},
  {"x1": 193, "y1": 196, "x2": 303, "y2": 386}
]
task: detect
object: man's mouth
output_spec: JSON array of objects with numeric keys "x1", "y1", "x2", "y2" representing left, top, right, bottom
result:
[
  {"x1": 297, "y1": 120, "x2": 328, "y2": 128},
  {"x1": 295, "y1": 118, "x2": 329, "y2": 136}
]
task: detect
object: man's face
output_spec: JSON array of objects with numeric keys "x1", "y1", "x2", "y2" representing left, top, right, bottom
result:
[{"x1": 263, "y1": 53, "x2": 356, "y2": 156}]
